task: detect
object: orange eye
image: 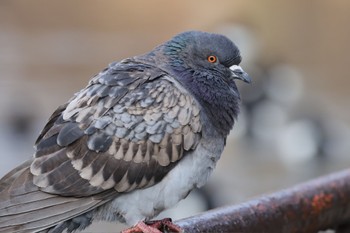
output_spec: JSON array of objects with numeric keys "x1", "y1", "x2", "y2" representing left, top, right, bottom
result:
[{"x1": 207, "y1": 55, "x2": 217, "y2": 63}]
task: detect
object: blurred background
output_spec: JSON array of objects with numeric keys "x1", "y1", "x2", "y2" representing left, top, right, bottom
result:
[{"x1": 1, "y1": 1, "x2": 350, "y2": 232}]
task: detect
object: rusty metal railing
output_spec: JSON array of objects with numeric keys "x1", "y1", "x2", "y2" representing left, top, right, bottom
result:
[{"x1": 175, "y1": 169, "x2": 350, "y2": 233}]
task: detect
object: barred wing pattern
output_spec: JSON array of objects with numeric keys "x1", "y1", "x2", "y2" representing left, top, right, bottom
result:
[
  {"x1": 0, "y1": 59, "x2": 202, "y2": 232},
  {"x1": 31, "y1": 59, "x2": 202, "y2": 197}
]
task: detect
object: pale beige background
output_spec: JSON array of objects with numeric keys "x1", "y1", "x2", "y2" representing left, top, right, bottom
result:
[{"x1": 1, "y1": 1, "x2": 349, "y2": 232}]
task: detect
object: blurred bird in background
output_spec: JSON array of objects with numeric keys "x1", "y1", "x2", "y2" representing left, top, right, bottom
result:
[{"x1": 0, "y1": 31, "x2": 250, "y2": 233}]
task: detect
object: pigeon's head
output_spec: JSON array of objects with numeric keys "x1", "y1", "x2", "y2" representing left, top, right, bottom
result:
[
  {"x1": 158, "y1": 31, "x2": 251, "y2": 136},
  {"x1": 162, "y1": 31, "x2": 251, "y2": 85}
]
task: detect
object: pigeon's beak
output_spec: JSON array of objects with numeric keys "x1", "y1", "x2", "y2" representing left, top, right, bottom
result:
[{"x1": 230, "y1": 65, "x2": 252, "y2": 83}]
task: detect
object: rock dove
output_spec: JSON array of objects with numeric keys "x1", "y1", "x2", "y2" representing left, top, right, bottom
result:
[{"x1": 0, "y1": 31, "x2": 251, "y2": 233}]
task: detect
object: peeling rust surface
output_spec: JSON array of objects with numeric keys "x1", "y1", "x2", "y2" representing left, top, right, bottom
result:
[{"x1": 176, "y1": 169, "x2": 350, "y2": 233}]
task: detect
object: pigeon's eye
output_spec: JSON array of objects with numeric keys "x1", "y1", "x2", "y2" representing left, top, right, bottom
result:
[{"x1": 207, "y1": 55, "x2": 217, "y2": 63}]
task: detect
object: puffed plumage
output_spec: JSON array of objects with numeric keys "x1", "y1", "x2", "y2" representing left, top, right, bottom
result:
[{"x1": 0, "y1": 31, "x2": 250, "y2": 233}]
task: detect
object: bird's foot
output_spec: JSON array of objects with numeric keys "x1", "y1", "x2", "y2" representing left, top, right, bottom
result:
[
  {"x1": 121, "y1": 218, "x2": 182, "y2": 233},
  {"x1": 146, "y1": 218, "x2": 182, "y2": 232}
]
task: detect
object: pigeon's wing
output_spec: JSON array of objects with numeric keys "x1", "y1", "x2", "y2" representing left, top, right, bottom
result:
[
  {"x1": 0, "y1": 164, "x2": 115, "y2": 233},
  {"x1": 0, "y1": 60, "x2": 202, "y2": 232},
  {"x1": 31, "y1": 59, "x2": 202, "y2": 197}
]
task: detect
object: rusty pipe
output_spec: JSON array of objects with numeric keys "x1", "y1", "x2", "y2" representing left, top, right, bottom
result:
[{"x1": 175, "y1": 169, "x2": 350, "y2": 233}]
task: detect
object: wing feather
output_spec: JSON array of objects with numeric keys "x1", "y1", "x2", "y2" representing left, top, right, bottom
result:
[
  {"x1": 31, "y1": 61, "x2": 202, "y2": 197},
  {"x1": 0, "y1": 165, "x2": 116, "y2": 233},
  {"x1": 0, "y1": 59, "x2": 203, "y2": 232}
]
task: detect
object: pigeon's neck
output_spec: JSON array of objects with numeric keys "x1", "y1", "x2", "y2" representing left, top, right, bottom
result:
[
  {"x1": 170, "y1": 68, "x2": 240, "y2": 137},
  {"x1": 188, "y1": 79, "x2": 240, "y2": 137}
]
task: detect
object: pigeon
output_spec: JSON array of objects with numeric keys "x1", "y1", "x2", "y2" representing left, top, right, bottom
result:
[{"x1": 0, "y1": 30, "x2": 251, "y2": 233}]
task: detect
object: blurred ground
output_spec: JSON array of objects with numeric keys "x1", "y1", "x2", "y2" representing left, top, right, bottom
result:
[{"x1": 1, "y1": 1, "x2": 350, "y2": 232}]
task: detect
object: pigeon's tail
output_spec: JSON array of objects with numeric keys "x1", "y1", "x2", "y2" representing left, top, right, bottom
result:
[{"x1": 0, "y1": 160, "x2": 113, "y2": 233}]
